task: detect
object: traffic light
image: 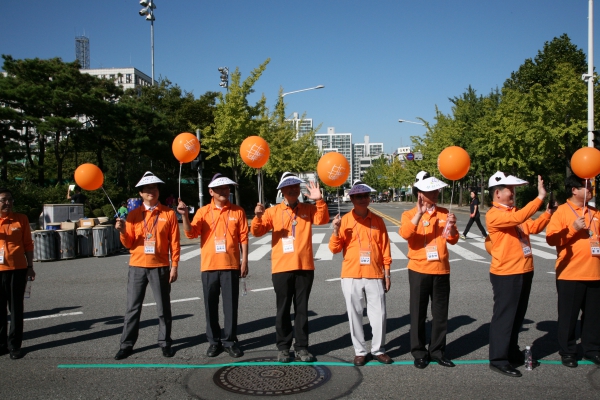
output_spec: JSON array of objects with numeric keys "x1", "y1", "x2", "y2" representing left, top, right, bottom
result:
[
  {"x1": 191, "y1": 155, "x2": 202, "y2": 171},
  {"x1": 218, "y1": 67, "x2": 229, "y2": 89}
]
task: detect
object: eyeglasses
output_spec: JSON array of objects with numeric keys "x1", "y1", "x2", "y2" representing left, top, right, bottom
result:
[
  {"x1": 0, "y1": 198, "x2": 14, "y2": 204},
  {"x1": 352, "y1": 193, "x2": 371, "y2": 199}
]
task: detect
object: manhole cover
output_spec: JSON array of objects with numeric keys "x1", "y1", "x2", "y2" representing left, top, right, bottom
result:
[{"x1": 213, "y1": 357, "x2": 331, "y2": 396}]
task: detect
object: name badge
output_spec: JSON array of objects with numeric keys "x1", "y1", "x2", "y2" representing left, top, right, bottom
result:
[
  {"x1": 591, "y1": 239, "x2": 600, "y2": 257},
  {"x1": 144, "y1": 240, "x2": 156, "y2": 255},
  {"x1": 215, "y1": 238, "x2": 226, "y2": 253},
  {"x1": 282, "y1": 237, "x2": 295, "y2": 253},
  {"x1": 426, "y1": 245, "x2": 439, "y2": 261},
  {"x1": 0, "y1": 247, "x2": 4, "y2": 264},
  {"x1": 359, "y1": 250, "x2": 371, "y2": 265}
]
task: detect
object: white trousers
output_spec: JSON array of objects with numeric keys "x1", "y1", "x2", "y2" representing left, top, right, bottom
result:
[{"x1": 341, "y1": 278, "x2": 387, "y2": 356}]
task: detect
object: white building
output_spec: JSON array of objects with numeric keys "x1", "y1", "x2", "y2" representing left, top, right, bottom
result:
[
  {"x1": 353, "y1": 135, "x2": 384, "y2": 180},
  {"x1": 286, "y1": 112, "x2": 313, "y2": 139},
  {"x1": 315, "y1": 127, "x2": 353, "y2": 184},
  {"x1": 80, "y1": 67, "x2": 154, "y2": 90}
]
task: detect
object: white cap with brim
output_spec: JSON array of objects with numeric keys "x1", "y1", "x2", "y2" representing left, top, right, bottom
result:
[
  {"x1": 413, "y1": 171, "x2": 447, "y2": 192},
  {"x1": 487, "y1": 171, "x2": 528, "y2": 188},
  {"x1": 348, "y1": 180, "x2": 376, "y2": 195},
  {"x1": 135, "y1": 171, "x2": 165, "y2": 187},
  {"x1": 277, "y1": 172, "x2": 305, "y2": 190},
  {"x1": 208, "y1": 173, "x2": 237, "y2": 188}
]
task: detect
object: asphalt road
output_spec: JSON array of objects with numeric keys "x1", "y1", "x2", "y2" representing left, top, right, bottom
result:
[{"x1": 1, "y1": 201, "x2": 599, "y2": 399}]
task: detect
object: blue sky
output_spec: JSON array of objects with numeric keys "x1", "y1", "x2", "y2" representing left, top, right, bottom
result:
[{"x1": 1, "y1": 1, "x2": 597, "y2": 153}]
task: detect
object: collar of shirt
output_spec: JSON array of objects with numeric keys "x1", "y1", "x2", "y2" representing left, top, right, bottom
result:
[
  {"x1": 566, "y1": 199, "x2": 584, "y2": 211},
  {"x1": 352, "y1": 209, "x2": 371, "y2": 222},
  {"x1": 492, "y1": 201, "x2": 514, "y2": 211},
  {"x1": 143, "y1": 203, "x2": 159, "y2": 212},
  {"x1": 211, "y1": 200, "x2": 229, "y2": 211}
]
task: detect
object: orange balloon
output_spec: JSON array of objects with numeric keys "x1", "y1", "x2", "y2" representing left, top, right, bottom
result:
[
  {"x1": 240, "y1": 136, "x2": 270, "y2": 168},
  {"x1": 571, "y1": 147, "x2": 600, "y2": 179},
  {"x1": 437, "y1": 146, "x2": 471, "y2": 180},
  {"x1": 74, "y1": 163, "x2": 104, "y2": 191},
  {"x1": 172, "y1": 132, "x2": 200, "y2": 163},
  {"x1": 317, "y1": 152, "x2": 350, "y2": 187}
]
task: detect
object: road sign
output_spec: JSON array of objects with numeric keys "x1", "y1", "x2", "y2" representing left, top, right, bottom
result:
[
  {"x1": 405, "y1": 153, "x2": 414, "y2": 161},
  {"x1": 414, "y1": 152, "x2": 423, "y2": 160}
]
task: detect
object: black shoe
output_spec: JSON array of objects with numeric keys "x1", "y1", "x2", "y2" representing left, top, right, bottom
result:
[
  {"x1": 114, "y1": 347, "x2": 133, "y2": 360},
  {"x1": 161, "y1": 346, "x2": 174, "y2": 358},
  {"x1": 489, "y1": 364, "x2": 522, "y2": 377},
  {"x1": 9, "y1": 349, "x2": 24, "y2": 360},
  {"x1": 224, "y1": 344, "x2": 243, "y2": 358},
  {"x1": 584, "y1": 354, "x2": 600, "y2": 366},
  {"x1": 414, "y1": 358, "x2": 429, "y2": 369},
  {"x1": 206, "y1": 343, "x2": 223, "y2": 357},
  {"x1": 561, "y1": 355, "x2": 578, "y2": 368},
  {"x1": 432, "y1": 356, "x2": 455, "y2": 367}
]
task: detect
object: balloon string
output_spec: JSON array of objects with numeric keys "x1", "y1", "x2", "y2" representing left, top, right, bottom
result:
[
  {"x1": 257, "y1": 169, "x2": 262, "y2": 204},
  {"x1": 178, "y1": 163, "x2": 182, "y2": 200},
  {"x1": 101, "y1": 186, "x2": 118, "y2": 217},
  {"x1": 448, "y1": 180, "x2": 455, "y2": 212},
  {"x1": 583, "y1": 179, "x2": 589, "y2": 214},
  {"x1": 337, "y1": 187, "x2": 340, "y2": 215}
]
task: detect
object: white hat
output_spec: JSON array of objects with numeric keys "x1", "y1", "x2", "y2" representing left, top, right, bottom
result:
[
  {"x1": 135, "y1": 171, "x2": 165, "y2": 187},
  {"x1": 347, "y1": 180, "x2": 376, "y2": 195},
  {"x1": 487, "y1": 171, "x2": 528, "y2": 188},
  {"x1": 413, "y1": 171, "x2": 448, "y2": 192},
  {"x1": 277, "y1": 172, "x2": 305, "y2": 190},
  {"x1": 208, "y1": 173, "x2": 237, "y2": 188}
]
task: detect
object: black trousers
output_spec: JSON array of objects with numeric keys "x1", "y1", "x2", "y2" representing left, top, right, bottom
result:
[
  {"x1": 0, "y1": 269, "x2": 27, "y2": 351},
  {"x1": 202, "y1": 269, "x2": 240, "y2": 347},
  {"x1": 556, "y1": 279, "x2": 600, "y2": 357},
  {"x1": 463, "y1": 215, "x2": 487, "y2": 237},
  {"x1": 120, "y1": 266, "x2": 172, "y2": 349},
  {"x1": 408, "y1": 269, "x2": 450, "y2": 359},
  {"x1": 272, "y1": 270, "x2": 314, "y2": 351},
  {"x1": 489, "y1": 271, "x2": 533, "y2": 366}
]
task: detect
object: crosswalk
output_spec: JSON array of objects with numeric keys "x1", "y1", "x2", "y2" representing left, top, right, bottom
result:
[{"x1": 179, "y1": 227, "x2": 558, "y2": 264}]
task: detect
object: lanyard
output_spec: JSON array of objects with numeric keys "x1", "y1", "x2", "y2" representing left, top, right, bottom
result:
[
  {"x1": 210, "y1": 207, "x2": 231, "y2": 238},
  {"x1": 421, "y1": 214, "x2": 437, "y2": 248},
  {"x1": 282, "y1": 205, "x2": 299, "y2": 238},
  {"x1": 352, "y1": 216, "x2": 372, "y2": 249},
  {"x1": 566, "y1": 201, "x2": 596, "y2": 237},
  {"x1": 143, "y1": 209, "x2": 160, "y2": 240}
]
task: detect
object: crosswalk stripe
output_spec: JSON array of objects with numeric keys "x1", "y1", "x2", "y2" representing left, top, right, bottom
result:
[
  {"x1": 390, "y1": 243, "x2": 407, "y2": 259},
  {"x1": 253, "y1": 236, "x2": 272, "y2": 245},
  {"x1": 313, "y1": 233, "x2": 326, "y2": 244},
  {"x1": 314, "y1": 243, "x2": 334, "y2": 261},
  {"x1": 249, "y1": 244, "x2": 271, "y2": 261},
  {"x1": 530, "y1": 247, "x2": 556, "y2": 259},
  {"x1": 180, "y1": 248, "x2": 201, "y2": 261},
  {"x1": 448, "y1": 244, "x2": 485, "y2": 260},
  {"x1": 388, "y1": 232, "x2": 406, "y2": 243}
]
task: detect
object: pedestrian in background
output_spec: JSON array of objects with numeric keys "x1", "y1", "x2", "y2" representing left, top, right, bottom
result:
[{"x1": 461, "y1": 189, "x2": 487, "y2": 239}]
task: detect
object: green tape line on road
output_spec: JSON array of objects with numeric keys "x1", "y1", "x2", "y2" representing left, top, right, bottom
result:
[{"x1": 57, "y1": 359, "x2": 596, "y2": 369}]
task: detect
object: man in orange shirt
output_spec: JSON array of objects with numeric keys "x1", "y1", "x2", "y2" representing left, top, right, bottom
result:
[
  {"x1": 546, "y1": 174, "x2": 600, "y2": 367},
  {"x1": 0, "y1": 188, "x2": 35, "y2": 360},
  {"x1": 178, "y1": 173, "x2": 248, "y2": 359},
  {"x1": 252, "y1": 172, "x2": 329, "y2": 363},
  {"x1": 329, "y1": 180, "x2": 393, "y2": 366},
  {"x1": 486, "y1": 172, "x2": 551, "y2": 377},
  {"x1": 400, "y1": 171, "x2": 459, "y2": 369},
  {"x1": 114, "y1": 172, "x2": 180, "y2": 360}
]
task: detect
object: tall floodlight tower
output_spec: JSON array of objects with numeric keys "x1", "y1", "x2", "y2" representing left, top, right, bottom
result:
[{"x1": 75, "y1": 36, "x2": 90, "y2": 69}]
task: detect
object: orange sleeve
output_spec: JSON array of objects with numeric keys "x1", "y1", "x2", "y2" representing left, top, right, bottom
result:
[
  {"x1": 399, "y1": 207, "x2": 418, "y2": 239},
  {"x1": 379, "y1": 217, "x2": 391, "y2": 269},
  {"x1": 524, "y1": 210, "x2": 551, "y2": 235},
  {"x1": 120, "y1": 208, "x2": 138, "y2": 249},
  {"x1": 238, "y1": 208, "x2": 249, "y2": 244},
  {"x1": 169, "y1": 209, "x2": 180, "y2": 267},
  {"x1": 487, "y1": 198, "x2": 543, "y2": 230},
  {"x1": 311, "y1": 199, "x2": 330, "y2": 225},
  {"x1": 251, "y1": 207, "x2": 274, "y2": 237}
]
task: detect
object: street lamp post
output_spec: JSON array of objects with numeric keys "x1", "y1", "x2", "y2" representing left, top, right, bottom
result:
[
  {"x1": 398, "y1": 119, "x2": 424, "y2": 126},
  {"x1": 138, "y1": 0, "x2": 156, "y2": 86},
  {"x1": 281, "y1": 85, "x2": 324, "y2": 98}
]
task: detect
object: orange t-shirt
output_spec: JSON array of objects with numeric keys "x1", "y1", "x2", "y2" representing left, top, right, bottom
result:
[
  {"x1": 329, "y1": 209, "x2": 391, "y2": 278},
  {"x1": 399, "y1": 206, "x2": 459, "y2": 275},
  {"x1": 0, "y1": 213, "x2": 33, "y2": 271},
  {"x1": 120, "y1": 204, "x2": 180, "y2": 268},
  {"x1": 486, "y1": 198, "x2": 550, "y2": 275},
  {"x1": 546, "y1": 200, "x2": 600, "y2": 281},
  {"x1": 251, "y1": 200, "x2": 329, "y2": 273},
  {"x1": 185, "y1": 200, "x2": 248, "y2": 271}
]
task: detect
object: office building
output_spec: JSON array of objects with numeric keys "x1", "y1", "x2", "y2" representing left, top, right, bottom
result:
[{"x1": 286, "y1": 112, "x2": 313, "y2": 139}]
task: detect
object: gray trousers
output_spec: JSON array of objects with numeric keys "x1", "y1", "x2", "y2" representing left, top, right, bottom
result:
[
  {"x1": 202, "y1": 270, "x2": 240, "y2": 347},
  {"x1": 120, "y1": 266, "x2": 172, "y2": 349}
]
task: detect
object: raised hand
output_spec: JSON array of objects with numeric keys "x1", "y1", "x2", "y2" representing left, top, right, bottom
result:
[
  {"x1": 306, "y1": 181, "x2": 322, "y2": 201},
  {"x1": 255, "y1": 203, "x2": 265, "y2": 218},
  {"x1": 176, "y1": 199, "x2": 189, "y2": 216}
]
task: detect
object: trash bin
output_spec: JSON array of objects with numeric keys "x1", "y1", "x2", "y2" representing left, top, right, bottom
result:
[
  {"x1": 33, "y1": 230, "x2": 57, "y2": 261},
  {"x1": 77, "y1": 227, "x2": 93, "y2": 257},
  {"x1": 93, "y1": 226, "x2": 110, "y2": 257},
  {"x1": 56, "y1": 229, "x2": 76, "y2": 260}
]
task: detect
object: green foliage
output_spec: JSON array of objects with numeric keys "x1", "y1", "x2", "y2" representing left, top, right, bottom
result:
[
  {"x1": 92, "y1": 209, "x2": 104, "y2": 218},
  {"x1": 101, "y1": 204, "x2": 115, "y2": 219}
]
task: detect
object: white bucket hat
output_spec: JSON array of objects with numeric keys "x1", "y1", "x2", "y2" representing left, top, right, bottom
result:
[
  {"x1": 487, "y1": 171, "x2": 528, "y2": 188},
  {"x1": 208, "y1": 173, "x2": 237, "y2": 188},
  {"x1": 347, "y1": 180, "x2": 376, "y2": 195},
  {"x1": 135, "y1": 171, "x2": 165, "y2": 187},
  {"x1": 277, "y1": 172, "x2": 305, "y2": 190},
  {"x1": 413, "y1": 171, "x2": 448, "y2": 192}
]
